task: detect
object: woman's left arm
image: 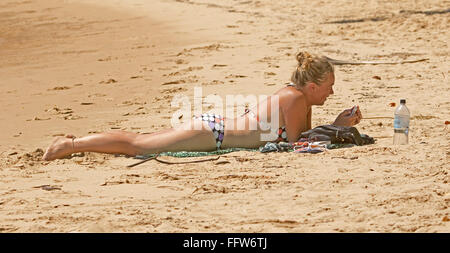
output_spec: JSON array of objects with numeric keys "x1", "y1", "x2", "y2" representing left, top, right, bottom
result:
[
  {"x1": 281, "y1": 96, "x2": 308, "y2": 142},
  {"x1": 307, "y1": 107, "x2": 312, "y2": 130}
]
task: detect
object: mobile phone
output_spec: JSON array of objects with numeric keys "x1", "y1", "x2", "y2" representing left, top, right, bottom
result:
[{"x1": 350, "y1": 106, "x2": 358, "y2": 116}]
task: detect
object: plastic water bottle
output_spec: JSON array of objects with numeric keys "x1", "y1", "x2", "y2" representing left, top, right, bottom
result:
[{"x1": 393, "y1": 99, "x2": 410, "y2": 145}]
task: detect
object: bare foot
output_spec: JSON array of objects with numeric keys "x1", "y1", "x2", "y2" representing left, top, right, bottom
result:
[{"x1": 42, "y1": 135, "x2": 75, "y2": 161}]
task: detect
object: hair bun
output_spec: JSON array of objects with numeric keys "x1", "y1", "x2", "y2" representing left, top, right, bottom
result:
[
  {"x1": 296, "y1": 51, "x2": 313, "y2": 70},
  {"x1": 291, "y1": 50, "x2": 334, "y2": 88}
]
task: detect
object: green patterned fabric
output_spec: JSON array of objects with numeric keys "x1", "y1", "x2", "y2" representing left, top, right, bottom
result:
[
  {"x1": 134, "y1": 143, "x2": 357, "y2": 160},
  {"x1": 136, "y1": 148, "x2": 257, "y2": 159}
]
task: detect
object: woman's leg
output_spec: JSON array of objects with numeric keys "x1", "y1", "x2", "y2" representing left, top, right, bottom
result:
[{"x1": 42, "y1": 121, "x2": 217, "y2": 161}]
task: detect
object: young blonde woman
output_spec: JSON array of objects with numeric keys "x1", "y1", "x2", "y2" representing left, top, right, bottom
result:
[{"x1": 42, "y1": 51, "x2": 362, "y2": 161}]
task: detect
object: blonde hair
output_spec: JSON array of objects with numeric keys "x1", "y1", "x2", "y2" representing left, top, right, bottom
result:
[{"x1": 291, "y1": 51, "x2": 334, "y2": 88}]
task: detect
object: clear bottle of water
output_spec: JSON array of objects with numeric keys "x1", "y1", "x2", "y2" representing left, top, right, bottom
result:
[{"x1": 393, "y1": 99, "x2": 410, "y2": 145}]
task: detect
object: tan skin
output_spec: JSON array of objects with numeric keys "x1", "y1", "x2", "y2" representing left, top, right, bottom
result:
[{"x1": 42, "y1": 72, "x2": 362, "y2": 161}]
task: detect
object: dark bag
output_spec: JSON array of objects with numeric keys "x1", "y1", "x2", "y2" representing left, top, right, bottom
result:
[{"x1": 299, "y1": 125, "x2": 375, "y2": 146}]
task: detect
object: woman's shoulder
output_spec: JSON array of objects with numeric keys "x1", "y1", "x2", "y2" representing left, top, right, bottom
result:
[
  {"x1": 270, "y1": 86, "x2": 307, "y2": 113},
  {"x1": 274, "y1": 85, "x2": 306, "y2": 103}
]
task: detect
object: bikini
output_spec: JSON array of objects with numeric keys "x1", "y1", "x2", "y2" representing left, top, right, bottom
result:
[
  {"x1": 193, "y1": 113, "x2": 225, "y2": 149},
  {"x1": 194, "y1": 83, "x2": 295, "y2": 149}
]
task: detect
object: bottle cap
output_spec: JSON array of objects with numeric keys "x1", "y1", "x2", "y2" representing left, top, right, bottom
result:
[{"x1": 400, "y1": 99, "x2": 406, "y2": 104}]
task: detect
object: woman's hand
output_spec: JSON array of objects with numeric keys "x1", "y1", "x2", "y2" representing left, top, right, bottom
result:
[{"x1": 332, "y1": 106, "x2": 362, "y2": 127}]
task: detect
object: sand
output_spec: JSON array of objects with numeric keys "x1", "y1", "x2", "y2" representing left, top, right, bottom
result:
[{"x1": 0, "y1": 0, "x2": 448, "y2": 232}]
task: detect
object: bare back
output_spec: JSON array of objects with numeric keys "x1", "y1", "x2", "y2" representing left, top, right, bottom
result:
[{"x1": 221, "y1": 85, "x2": 311, "y2": 148}]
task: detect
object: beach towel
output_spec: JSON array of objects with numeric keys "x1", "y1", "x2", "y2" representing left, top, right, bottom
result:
[
  {"x1": 134, "y1": 126, "x2": 374, "y2": 159},
  {"x1": 135, "y1": 147, "x2": 257, "y2": 159}
]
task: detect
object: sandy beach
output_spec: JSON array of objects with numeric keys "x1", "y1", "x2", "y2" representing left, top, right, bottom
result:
[{"x1": 0, "y1": 0, "x2": 449, "y2": 232}]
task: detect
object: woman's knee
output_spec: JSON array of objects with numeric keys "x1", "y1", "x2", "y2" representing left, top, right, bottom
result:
[
  {"x1": 131, "y1": 127, "x2": 215, "y2": 153},
  {"x1": 130, "y1": 132, "x2": 164, "y2": 154},
  {"x1": 105, "y1": 130, "x2": 141, "y2": 154}
]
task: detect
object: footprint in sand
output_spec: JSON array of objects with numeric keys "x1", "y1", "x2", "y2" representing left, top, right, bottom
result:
[
  {"x1": 99, "y1": 78, "x2": 117, "y2": 84},
  {"x1": 161, "y1": 87, "x2": 188, "y2": 94},
  {"x1": 100, "y1": 174, "x2": 146, "y2": 186},
  {"x1": 46, "y1": 107, "x2": 73, "y2": 115},
  {"x1": 175, "y1": 59, "x2": 187, "y2": 65},
  {"x1": 63, "y1": 114, "x2": 83, "y2": 120},
  {"x1": 98, "y1": 56, "x2": 114, "y2": 62},
  {"x1": 26, "y1": 115, "x2": 51, "y2": 121},
  {"x1": 46, "y1": 107, "x2": 83, "y2": 120},
  {"x1": 225, "y1": 74, "x2": 247, "y2": 79},
  {"x1": 119, "y1": 100, "x2": 146, "y2": 106},
  {"x1": 48, "y1": 86, "x2": 71, "y2": 91},
  {"x1": 61, "y1": 49, "x2": 97, "y2": 55},
  {"x1": 412, "y1": 115, "x2": 437, "y2": 120},
  {"x1": 162, "y1": 80, "x2": 185, "y2": 86},
  {"x1": 212, "y1": 64, "x2": 227, "y2": 68},
  {"x1": 131, "y1": 45, "x2": 150, "y2": 49},
  {"x1": 257, "y1": 56, "x2": 276, "y2": 63},
  {"x1": 234, "y1": 31, "x2": 249, "y2": 35},
  {"x1": 177, "y1": 43, "x2": 229, "y2": 57},
  {"x1": 123, "y1": 106, "x2": 149, "y2": 116},
  {"x1": 165, "y1": 71, "x2": 180, "y2": 77},
  {"x1": 162, "y1": 76, "x2": 199, "y2": 86},
  {"x1": 264, "y1": 72, "x2": 277, "y2": 78},
  {"x1": 166, "y1": 66, "x2": 203, "y2": 77},
  {"x1": 156, "y1": 185, "x2": 183, "y2": 191},
  {"x1": 182, "y1": 66, "x2": 203, "y2": 73},
  {"x1": 191, "y1": 184, "x2": 229, "y2": 195},
  {"x1": 202, "y1": 80, "x2": 225, "y2": 86},
  {"x1": 33, "y1": 185, "x2": 62, "y2": 191}
]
